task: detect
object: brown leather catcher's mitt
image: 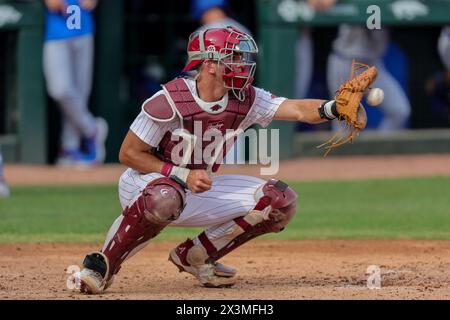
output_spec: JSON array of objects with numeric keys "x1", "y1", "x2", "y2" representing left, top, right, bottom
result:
[{"x1": 318, "y1": 60, "x2": 378, "y2": 156}]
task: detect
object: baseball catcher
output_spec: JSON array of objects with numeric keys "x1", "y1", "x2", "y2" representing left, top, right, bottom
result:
[{"x1": 76, "y1": 26, "x2": 377, "y2": 294}]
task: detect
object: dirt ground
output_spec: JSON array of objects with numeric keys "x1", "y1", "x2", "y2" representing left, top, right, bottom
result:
[
  {"x1": 1, "y1": 240, "x2": 450, "y2": 300},
  {"x1": 2, "y1": 154, "x2": 450, "y2": 299},
  {"x1": 5, "y1": 154, "x2": 450, "y2": 186}
]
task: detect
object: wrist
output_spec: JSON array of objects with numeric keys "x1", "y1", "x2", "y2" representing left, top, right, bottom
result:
[
  {"x1": 318, "y1": 100, "x2": 339, "y2": 120},
  {"x1": 161, "y1": 162, "x2": 174, "y2": 177},
  {"x1": 161, "y1": 162, "x2": 190, "y2": 184}
]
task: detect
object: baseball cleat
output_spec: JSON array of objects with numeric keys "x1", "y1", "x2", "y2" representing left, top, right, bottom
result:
[
  {"x1": 76, "y1": 117, "x2": 109, "y2": 167},
  {"x1": 55, "y1": 149, "x2": 87, "y2": 167},
  {"x1": 77, "y1": 251, "x2": 113, "y2": 294},
  {"x1": 77, "y1": 268, "x2": 107, "y2": 294},
  {"x1": 169, "y1": 248, "x2": 236, "y2": 288}
]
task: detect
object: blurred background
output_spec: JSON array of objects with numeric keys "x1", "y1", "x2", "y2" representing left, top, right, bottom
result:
[
  {"x1": 0, "y1": 0, "x2": 449, "y2": 166},
  {"x1": 1, "y1": 2, "x2": 450, "y2": 300}
]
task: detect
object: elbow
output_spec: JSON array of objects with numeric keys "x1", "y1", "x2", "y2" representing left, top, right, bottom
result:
[{"x1": 118, "y1": 146, "x2": 132, "y2": 166}]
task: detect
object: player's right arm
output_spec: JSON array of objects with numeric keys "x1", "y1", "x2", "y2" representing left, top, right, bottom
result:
[
  {"x1": 119, "y1": 111, "x2": 212, "y2": 194},
  {"x1": 119, "y1": 130, "x2": 164, "y2": 175}
]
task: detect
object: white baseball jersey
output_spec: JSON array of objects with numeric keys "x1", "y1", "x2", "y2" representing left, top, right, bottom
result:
[{"x1": 118, "y1": 78, "x2": 286, "y2": 228}]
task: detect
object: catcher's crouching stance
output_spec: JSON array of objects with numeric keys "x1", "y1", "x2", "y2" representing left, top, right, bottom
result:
[
  {"x1": 81, "y1": 178, "x2": 296, "y2": 293},
  {"x1": 76, "y1": 26, "x2": 377, "y2": 294}
]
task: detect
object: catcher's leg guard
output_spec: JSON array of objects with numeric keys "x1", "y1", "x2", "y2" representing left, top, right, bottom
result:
[
  {"x1": 79, "y1": 177, "x2": 185, "y2": 293},
  {"x1": 169, "y1": 179, "x2": 297, "y2": 287}
]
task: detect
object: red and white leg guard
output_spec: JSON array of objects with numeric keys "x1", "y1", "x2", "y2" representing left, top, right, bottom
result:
[
  {"x1": 170, "y1": 179, "x2": 297, "y2": 286},
  {"x1": 83, "y1": 177, "x2": 186, "y2": 282}
]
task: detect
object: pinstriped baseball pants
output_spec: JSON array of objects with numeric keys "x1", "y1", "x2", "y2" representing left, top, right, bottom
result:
[{"x1": 117, "y1": 168, "x2": 265, "y2": 228}]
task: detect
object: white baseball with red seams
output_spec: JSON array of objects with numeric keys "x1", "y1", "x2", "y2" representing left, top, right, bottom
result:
[{"x1": 367, "y1": 88, "x2": 384, "y2": 107}]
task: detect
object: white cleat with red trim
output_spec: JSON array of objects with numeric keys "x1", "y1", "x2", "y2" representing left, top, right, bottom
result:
[{"x1": 169, "y1": 239, "x2": 236, "y2": 288}]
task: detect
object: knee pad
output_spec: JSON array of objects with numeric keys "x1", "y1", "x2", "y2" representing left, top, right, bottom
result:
[
  {"x1": 101, "y1": 177, "x2": 186, "y2": 277},
  {"x1": 139, "y1": 177, "x2": 186, "y2": 224},
  {"x1": 259, "y1": 179, "x2": 297, "y2": 232},
  {"x1": 192, "y1": 179, "x2": 298, "y2": 264}
]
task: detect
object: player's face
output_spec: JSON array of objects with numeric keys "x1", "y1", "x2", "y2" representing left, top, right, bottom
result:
[
  {"x1": 201, "y1": 61, "x2": 229, "y2": 90},
  {"x1": 215, "y1": 63, "x2": 230, "y2": 89},
  {"x1": 220, "y1": 50, "x2": 256, "y2": 91}
]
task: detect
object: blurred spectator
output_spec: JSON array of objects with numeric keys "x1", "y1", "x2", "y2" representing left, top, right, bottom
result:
[
  {"x1": 427, "y1": 26, "x2": 450, "y2": 123},
  {"x1": 136, "y1": 58, "x2": 167, "y2": 103},
  {"x1": 43, "y1": 0, "x2": 108, "y2": 166},
  {"x1": 359, "y1": 41, "x2": 410, "y2": 129},
  {"x1": 438, "y1": 26, "x2": 450, "y2": 70},
  {"x1": 424, "y1": 26, "x2": 450, "y2": 126},
  {"x1": 295, "y1": 28, "x2": 313, "y2": 99},
  {"x1": 383, "y1": 42, "x2": 409, "y2": 93},
  {"x1": 191, "y1": 0, "x2": 251, "y2": 35},
  {"x1": 426, "y1": 70, "x2": 450, "y2": 124},
  {"x1": 295, "y1": 0, "x2": 336, "y2": 98},
  {"x1": 327, "y1": 26, "x2": 411, "y2": 132},
  {"x1": 0, "y1": 151, "x2": 10, "y2": 198}
]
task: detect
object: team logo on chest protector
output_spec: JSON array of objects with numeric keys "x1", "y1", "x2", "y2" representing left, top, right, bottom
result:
[
  {"x1": 207, "y1": 120, "x2": 225, "y2": 132},
  {"x1": 210, "y1": 105, "x2": 223, "y2": 112}
]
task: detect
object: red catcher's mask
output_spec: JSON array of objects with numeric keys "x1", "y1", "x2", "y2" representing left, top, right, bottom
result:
[{"x1": 183, "y1": 26, "x2": 258, "y2": 101}]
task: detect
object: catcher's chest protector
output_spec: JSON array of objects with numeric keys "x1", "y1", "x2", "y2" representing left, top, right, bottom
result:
[{"x1": 155, "y1": 78, "x2": 255, "y2": 172}]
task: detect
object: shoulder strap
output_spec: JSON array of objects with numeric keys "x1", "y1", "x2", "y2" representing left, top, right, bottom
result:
[{"x1": 162, "y1": 78, "x2": 204, "y2": 117}]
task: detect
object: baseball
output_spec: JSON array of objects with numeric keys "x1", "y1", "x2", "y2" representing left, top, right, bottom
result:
[{"x1": 367, "y1": 88, "x2": 384, "y2": 106}]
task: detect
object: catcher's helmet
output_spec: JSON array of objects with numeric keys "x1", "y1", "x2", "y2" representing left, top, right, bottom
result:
[{"x1": 183, "y1": 26, "x2": 258, "y2": 101}]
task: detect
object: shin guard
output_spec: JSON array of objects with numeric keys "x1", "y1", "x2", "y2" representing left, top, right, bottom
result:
[
  {"x1": 175, "y1": 179, "x2": 297, "y2": 267},
  {"x1": 93, "y1": 177, "x2": 186, "y2": 279}
]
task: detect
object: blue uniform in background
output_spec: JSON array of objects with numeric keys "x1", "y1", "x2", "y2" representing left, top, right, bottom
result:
[
  {"x1": 191, "y1": 0, "x2": 228, "y2": 21},
  {"x1": 45, "y1": 0, "x2": 94, "y2": 41},
  {"x1": 43, "y1": 0, "x2": 107, "y2": 165}
]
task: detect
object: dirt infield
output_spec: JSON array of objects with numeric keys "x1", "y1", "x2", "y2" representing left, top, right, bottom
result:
[
  {"x1": 1, "y1": 240, "x2": 449, "y2": 300},
  {"x1": 5, "y1": 154, "x2": 450, "y2": 186},
  {"x1": 2, "y1": 154, "x2": 450, "y2": 300}
]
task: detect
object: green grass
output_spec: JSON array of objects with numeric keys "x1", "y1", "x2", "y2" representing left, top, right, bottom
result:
[
  {"x1": 0, "y1": 177, "x2": 449, "y2": 243},
  {"x1": 278, "y1": 176, "x2": 450, "y2": 240}
]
